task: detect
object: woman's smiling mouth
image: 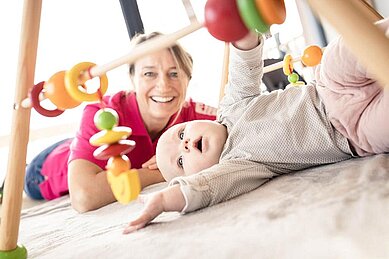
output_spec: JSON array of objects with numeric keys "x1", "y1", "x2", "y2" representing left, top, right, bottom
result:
[{"x1": 150, "y1": 96, "x2": 175, "y2": 103}]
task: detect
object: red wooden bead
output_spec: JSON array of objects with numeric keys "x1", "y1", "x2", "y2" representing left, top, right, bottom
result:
[
  {"x1": 204, "y1": 0, "x2": 249, "y2": 42},
  {"x1": 93, "y1": 139, "x2": 136, "y2": 160}
]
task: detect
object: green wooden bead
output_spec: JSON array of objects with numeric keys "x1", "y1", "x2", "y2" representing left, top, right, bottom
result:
[
  {"x1": 288, "y1": 72, "x2": 299, "y2": 83},
  {"x1": 237, "y1": 0, "x2": 269, "y2": 33}
]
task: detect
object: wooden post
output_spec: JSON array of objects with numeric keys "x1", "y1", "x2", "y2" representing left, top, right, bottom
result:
[
  {"x1": 355, "y1": 0, "x2": 383, "y2": 22},
  {"x1": 306, "y1": 0, "x2": 389, "y2": 88},
  {"x1": 219, "y1": 42, "x2": 230, "y2": 103},
  {"x1": 0, "y1": 0, "x2": 42, "y2": 251}
]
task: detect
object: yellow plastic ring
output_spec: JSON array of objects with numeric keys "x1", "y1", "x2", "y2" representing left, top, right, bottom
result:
[
  {"x1": 291, "y1": 81, "x2": 305, "y2": 87},
  {"x1": 65, "y1": 62, "x2": 108, "y2": 102},
  {"x1": 283, "y1": 54, "x2": 293, "y2": 75},
  {"x1": 107, "y1": 169, "x2": 141, "y2": 204},
  {"x1": 89, "y1": 126, "x2": 132, "y2": 146}
]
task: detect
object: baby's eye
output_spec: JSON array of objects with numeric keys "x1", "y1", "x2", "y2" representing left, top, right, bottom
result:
[
  {"x1": 178, "y1": 130, "x2": 184, "y2": 140},
  {"x1": 177, "y1": 156, "x2": 183, "y2": 168}
]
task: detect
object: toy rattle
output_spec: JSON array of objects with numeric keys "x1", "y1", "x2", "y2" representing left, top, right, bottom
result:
[
  {"x1": 91, "y1": 107, "x2": 140, "y2": 204},
  {"x1": 283, "y1": 45, "x2": 323, "y2": 87}
]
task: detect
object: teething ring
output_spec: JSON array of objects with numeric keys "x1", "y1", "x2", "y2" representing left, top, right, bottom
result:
[
  {"x1": 29, "y1": 81, "x2": 64, "y2": 117},
  {"x1": 65, "y1": 62, "x2": 108, "y2": 102},
  {"x1": 283, "y1": 54, "x2": 293, "y2": 75},
  {"x1": 237, "y1": 0, "x2": 269, "y2": 33},
  {"x1": 255, "y1": 0, "x2": 286, "y2": 25}
]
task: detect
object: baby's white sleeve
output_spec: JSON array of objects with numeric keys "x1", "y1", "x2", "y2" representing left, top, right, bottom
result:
[
  {"x1": 169, "y1": 160, "x2": 277, "y2": 213},
  {"x1": 218, "y1": 37, "x2": 265, "y2": 127}
]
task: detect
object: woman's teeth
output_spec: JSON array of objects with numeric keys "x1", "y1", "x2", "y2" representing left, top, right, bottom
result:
[{"x1": 151, "y1": 96, "x2": 174, "y2": 103}]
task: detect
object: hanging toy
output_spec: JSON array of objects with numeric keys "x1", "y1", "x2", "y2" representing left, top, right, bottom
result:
[
  {"x1": 204, "y1": 0, "x2": 286, "y2": 42},
  {"x1": 283, "y1": 45, "x2": 323, "y2": 87},
  {"x1": 90, "y1": 107, "x2": 140, "y2": 204}
]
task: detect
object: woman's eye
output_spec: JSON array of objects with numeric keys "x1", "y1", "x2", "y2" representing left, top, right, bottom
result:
[
  {"x1": 178, "y1": 131, "x2": 184, "y2": 140},
  {"x1": 144, "y1": 71, "x2": 155, "y2": 77},
  {"x1": 177, "y1": 156, "x2": 183, "y2": 168},
  {"x1": 169, "y1": 71, "x2": 178, "y2": 78}
]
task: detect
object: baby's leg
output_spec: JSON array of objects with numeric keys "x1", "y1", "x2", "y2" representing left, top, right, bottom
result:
[
  {"x1": 357, "y1": 88, "x2": 389, "y2": 154},
  {"x1": 316, "y1": 18, "x2": 389, "y2": 155},
  {"x1": 355, "y1": 18, "x2": 389, "y2": 154}
]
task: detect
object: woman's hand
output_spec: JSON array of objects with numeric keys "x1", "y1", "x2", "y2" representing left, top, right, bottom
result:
[
  {"x1": 123, "y1": 185, "x2": 185, "y2": 234},
  {"x1": 142, "y1": 155, "x2": 158, "y2": 170}
]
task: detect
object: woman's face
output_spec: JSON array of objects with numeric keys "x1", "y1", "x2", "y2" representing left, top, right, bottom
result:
[{"x1": 132, "y1": 49, "x2": 190, "y2": 124}]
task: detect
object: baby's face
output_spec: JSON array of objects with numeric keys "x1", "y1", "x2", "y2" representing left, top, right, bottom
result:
[{"x1": 156, "y1": 120, "x2": 228, "y2": 181}]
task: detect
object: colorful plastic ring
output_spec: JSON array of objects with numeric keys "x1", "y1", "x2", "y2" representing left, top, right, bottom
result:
[
  {"x1": 237, "y1": 0, "x2": 269, "y2": 33},
  {"x1": 29, "y1": 81, "x2": 64, "y2": 117},
  {"x1": 89, "y1": 126, "x2": 132, "y2": 146},
  {"x1": 93, "y1": 139, "x2": 136, "y2": 160},
  {"x1": 65, "y1": 62, "x2": 108, "y2": 102},
  {"x1": 255, "y1": 0, "x2": 286, "y2": 25},
  {"x1": 107, "y1": 169, "x2": 141, "y2": 204},
  {"x1": 283, "y1": 54, "x2": 293, "y2": 75}
]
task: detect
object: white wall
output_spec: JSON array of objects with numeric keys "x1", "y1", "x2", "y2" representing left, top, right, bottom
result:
[{"x1": 374, "y1": 0, "x2": 389, "y2": 17}]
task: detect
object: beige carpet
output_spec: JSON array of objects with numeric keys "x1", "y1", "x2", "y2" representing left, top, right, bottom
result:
[
  {"x1": 0, "y1": 193, "x2": 45, "y2": 216},
  {"x1": 15, "y1": 154, "x2": 389, "y2": 258}
]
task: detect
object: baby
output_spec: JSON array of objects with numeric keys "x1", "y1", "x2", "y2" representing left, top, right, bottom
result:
[{"x1": 123, "y1": 19, "x2": 389, "y2": 234}]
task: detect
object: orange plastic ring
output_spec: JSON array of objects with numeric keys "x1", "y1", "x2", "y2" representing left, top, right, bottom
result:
[
  {"x1": 255, "y1": 0, "x2": 286, "y2": 25},
  {"x1": 65, "y1": 62, "x2": 108, "y2": 103}
]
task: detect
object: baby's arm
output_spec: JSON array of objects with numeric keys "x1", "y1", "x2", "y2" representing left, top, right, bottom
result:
[
  {"x1": 233, "y1": 31, "x2": 261, "y2": 51},
  {"x1": 123, "y1": 185, "x2": 184, "y2": 234},
  {"x1": 218, "y1": 32, "x2": 264, "y2": 127}
]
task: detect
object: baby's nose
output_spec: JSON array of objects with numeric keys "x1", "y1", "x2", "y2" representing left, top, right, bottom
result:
[{"x1": 180, "y1": 139, "x2": 190, "y2": 152}]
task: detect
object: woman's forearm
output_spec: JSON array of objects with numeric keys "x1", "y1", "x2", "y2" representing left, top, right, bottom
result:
[
  {"x1": 137, "y1": 168, "x2": 165, "y2": 188},
  {"x1": 68, "y1": 160, "x2": 165, "y2": 213},
  {"x1": 68, "y1": 160, "x2": 116, "y2": 212}
]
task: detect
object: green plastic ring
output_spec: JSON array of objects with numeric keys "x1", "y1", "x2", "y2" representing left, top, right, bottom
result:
[
  {"x1": 0, "y1": 245, "x2": 27, "y2": 259},
  {"x1": 237, "y1": 0, "x2": 269, "y2": 33}
]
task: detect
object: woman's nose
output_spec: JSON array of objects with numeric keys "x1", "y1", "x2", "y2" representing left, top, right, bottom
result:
[{"x1": 155, "y1": 75, "x2": 169, "y2": 92}]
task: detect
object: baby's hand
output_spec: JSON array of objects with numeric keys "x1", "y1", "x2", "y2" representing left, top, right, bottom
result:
[
  {"x1": 123, "y1": 193, "x2": 164, "y2": 234},
  {"x1": 232, "y1": 31, "x2": 261, "y2": 51},
  {"x1": 142, "y1": 155, "x2": 158, "y2": 170},
  {"x1": 123, "y1": 185, "x2": 185, "y2": 234}
]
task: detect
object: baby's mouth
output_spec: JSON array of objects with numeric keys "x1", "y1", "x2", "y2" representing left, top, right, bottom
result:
[
  {"x1": 150, "y1": 96, "x2": 174, "y2": 103},
  {"x1": 195, "y1": 138, "x2": 203, "y2": 152}
]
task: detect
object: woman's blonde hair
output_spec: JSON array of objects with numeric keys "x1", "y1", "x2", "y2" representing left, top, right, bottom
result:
[{"x1": 128, "y1": 32, "x2": 193, "y2": 79}]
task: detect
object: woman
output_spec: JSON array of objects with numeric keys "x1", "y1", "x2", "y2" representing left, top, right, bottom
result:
[{"x1": 24, "y1": 32, "x2": 217, "y2": 212}]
